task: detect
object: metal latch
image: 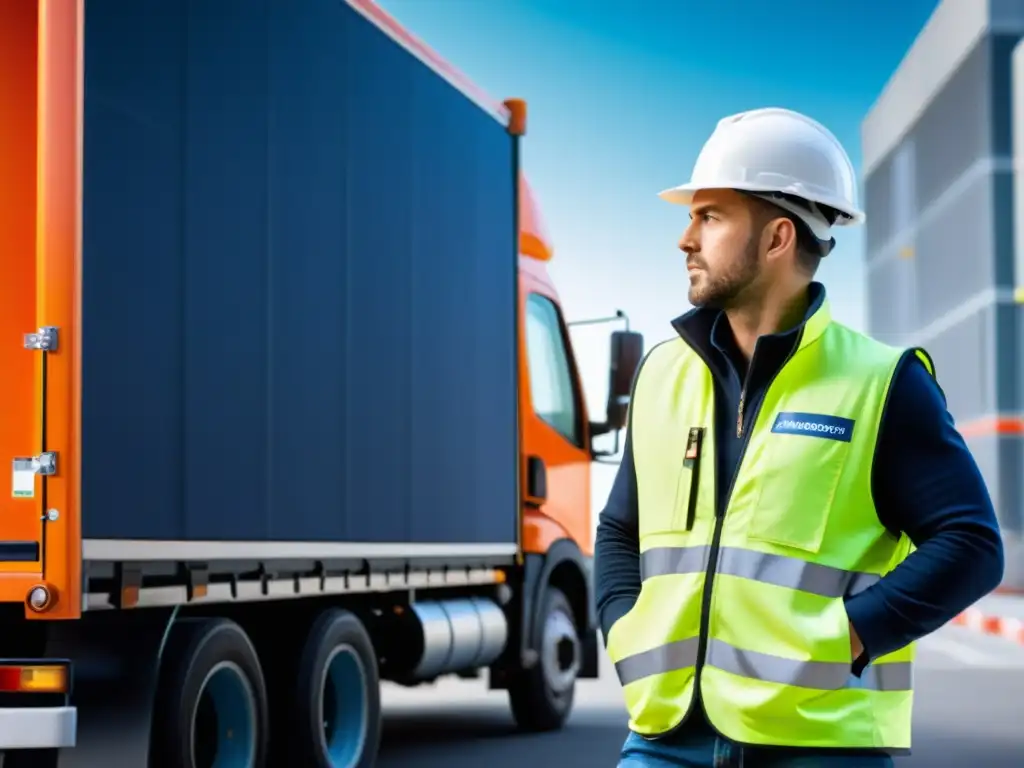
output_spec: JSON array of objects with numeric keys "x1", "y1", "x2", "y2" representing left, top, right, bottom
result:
[
  {"x1": 30, "y1": 452, "x2": 57, "y2": 477},
  {"x1": 24, "y1": 326, "x2": 59, "y2": 352}
]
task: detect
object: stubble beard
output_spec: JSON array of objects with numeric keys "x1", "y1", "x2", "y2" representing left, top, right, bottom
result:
[{"x1": 687, "y1": 236, "x2": 761, "y2": 310}]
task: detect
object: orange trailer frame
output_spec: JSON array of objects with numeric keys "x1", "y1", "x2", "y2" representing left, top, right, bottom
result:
[{"x1": 0, "y1": 0, "x2": 83, "y2": 620}]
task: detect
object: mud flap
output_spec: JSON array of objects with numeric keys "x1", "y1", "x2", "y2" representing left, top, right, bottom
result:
[
  {"x1": 45, "y1": 607, "x2": 176, "y2": 768},
  {"x1": 579, "y1": 626, "x2": 600, "y2": 679}
]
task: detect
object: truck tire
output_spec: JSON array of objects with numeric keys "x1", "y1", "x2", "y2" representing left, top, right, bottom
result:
[
  {"x1": 508, "y1": 585, "x2": 580, "y2": 732},
  {"x1": 149, "y1": 617, "x2": 269, "y2": 768},
  {"x1": 285, "y1": 608, "x2": 381, "y2": 767}
]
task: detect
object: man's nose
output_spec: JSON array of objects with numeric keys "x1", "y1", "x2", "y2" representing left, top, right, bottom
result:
[{"x1": 678, "y1": 224, "x2": 698, "y2": 255}]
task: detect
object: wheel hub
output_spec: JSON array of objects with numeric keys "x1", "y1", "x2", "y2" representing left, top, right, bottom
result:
[
  {"x1": 541, "y1": 610, "x2": 580, "y2": 694},
  {"x1": 190, "y1": 661, "x2": 257, "y2": 768},
  {"x1": 320, "y1": 644, "x2": 369, "y2": 768}
]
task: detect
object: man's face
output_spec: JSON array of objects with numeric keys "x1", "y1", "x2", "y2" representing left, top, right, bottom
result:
[{"x1": 678, "y1": 188, "x2": 763, "y2": 309}]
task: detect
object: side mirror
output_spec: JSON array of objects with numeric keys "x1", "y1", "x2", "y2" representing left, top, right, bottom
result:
[{"x1": 604, "y1": 330, "x2": 644, "y2": 431}]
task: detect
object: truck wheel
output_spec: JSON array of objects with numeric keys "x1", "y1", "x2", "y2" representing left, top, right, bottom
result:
[
  {"x1": 287, "y1": 608, "x2": 381, "y2": 767},
  {"x1": 149, "y1": 617, "x2": 269, "y2": 768},
  {"x1": 508, "y1": 585, "x2": 580, "y2": 732}
]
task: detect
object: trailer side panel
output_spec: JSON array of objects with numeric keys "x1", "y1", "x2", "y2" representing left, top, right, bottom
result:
[{"x1": 80, "y1": 0, "x2": 518, "y2": 545}]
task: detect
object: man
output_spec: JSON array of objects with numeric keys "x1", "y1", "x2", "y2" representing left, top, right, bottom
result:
[{"x1": 595, "y1": 107, "x2": 1005, "y2": 767}]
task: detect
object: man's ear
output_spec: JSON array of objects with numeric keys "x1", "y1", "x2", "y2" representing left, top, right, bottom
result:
[{"x1": 763, "y1": 217, "x2": 797, "y2": 263}]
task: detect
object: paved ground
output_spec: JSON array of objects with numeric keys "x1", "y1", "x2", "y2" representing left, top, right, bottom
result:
[{"x1": 378, "y1": 624, "x2": 1024, "y2": 767}]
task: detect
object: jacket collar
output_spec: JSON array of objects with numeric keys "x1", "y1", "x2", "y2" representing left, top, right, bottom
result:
[{"x1": 670, "y1": 281, "x2": 831, "y2": 359}]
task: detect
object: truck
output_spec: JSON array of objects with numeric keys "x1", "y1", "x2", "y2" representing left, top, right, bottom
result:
[{"x1": 0, "y1": 0, "x2": 644, "y2": 765}]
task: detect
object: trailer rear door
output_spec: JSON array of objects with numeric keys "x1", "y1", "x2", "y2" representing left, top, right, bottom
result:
[{"x1": 0, "y1": 1, "x2": 44, "y2": 572}]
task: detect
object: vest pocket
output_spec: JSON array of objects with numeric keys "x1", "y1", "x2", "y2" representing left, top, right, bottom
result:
[
  {"x1": 681, "y1": 427, "x2": 705, "y2": 531},
  {"x1": 640, "y1": 428, "x2": 705, "y2": 537},
  {"x1": 745, "y1": 433, "x2": 849, "y2": 554}
]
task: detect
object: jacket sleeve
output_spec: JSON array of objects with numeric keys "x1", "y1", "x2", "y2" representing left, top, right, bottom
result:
[
  {"x1": 843, "y1": 351, "x2": 1005, "y2": 673},
  {"x1": 594, "y1": 426, "x2": 642, "y2": 643}
]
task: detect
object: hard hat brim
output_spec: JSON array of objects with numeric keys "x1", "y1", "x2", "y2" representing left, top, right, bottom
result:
[
  {"x1": 657, "y1": 182, "x2": 865, "y2": 225},
  {"x1": 657, "y1": 185, "x2": 697, "y2": 206}
]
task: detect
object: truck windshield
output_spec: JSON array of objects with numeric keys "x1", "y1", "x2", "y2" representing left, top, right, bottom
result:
[{"x1": 525, "y1": 293, "x2": 580, "y2": 445}]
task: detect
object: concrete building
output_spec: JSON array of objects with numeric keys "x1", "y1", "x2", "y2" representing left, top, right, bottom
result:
[{"x1": 861, "y1": 0, "x2": 1024, "y2": 587}]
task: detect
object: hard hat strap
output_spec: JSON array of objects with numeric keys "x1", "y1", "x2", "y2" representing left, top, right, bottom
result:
[{"x1": 744, "y1": 191, "x2": 836, "y2": 258}]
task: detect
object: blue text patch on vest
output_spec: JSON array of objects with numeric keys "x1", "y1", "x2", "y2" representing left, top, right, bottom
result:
[{"x1": 771, "y1": 412, "x2": 855, "y2": 443}]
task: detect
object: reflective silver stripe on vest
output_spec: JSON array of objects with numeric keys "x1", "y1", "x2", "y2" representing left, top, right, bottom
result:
[
  {"x1": 614, "y1": 636, "x2": 700, "y2": 686},
  {"x1": 615, "y1": 636, "x2": 912, "y2": 692},
  {"x1": 706, "y1": 640, "x2": 912, "y2": 692},
  {"x1": 641, "y1": 545, "x2": 881, "y2": 599}
]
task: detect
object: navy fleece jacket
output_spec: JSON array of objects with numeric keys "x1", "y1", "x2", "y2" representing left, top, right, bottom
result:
[{"x1": 595, "y1": 282, "x2": 1004, "y2": 697}]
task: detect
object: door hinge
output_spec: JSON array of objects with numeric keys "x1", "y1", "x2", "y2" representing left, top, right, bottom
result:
[
  {"x1": 30, "y1": 452, "x2": 58, "y2": 477},
  {"x1": 24, "y1": 326, "x2": 59, "y2": 352}
]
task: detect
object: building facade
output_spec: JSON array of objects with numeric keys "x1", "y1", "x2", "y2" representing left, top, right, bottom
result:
[{"x1": 861, "y1": 0, "x2": 1024, "y2": 587}]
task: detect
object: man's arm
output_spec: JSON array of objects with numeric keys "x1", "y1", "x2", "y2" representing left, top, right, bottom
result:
[
  {"x1": 594, "y1": 427, "x2": 642, "y2": 643},
  {"x1": 843, "y1": 353, "x2": 1005, "y2": 671}
]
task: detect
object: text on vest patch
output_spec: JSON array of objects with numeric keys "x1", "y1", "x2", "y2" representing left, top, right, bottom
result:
[{"x1": 770, "y1": 412, "x2": 855, "y2": 443}]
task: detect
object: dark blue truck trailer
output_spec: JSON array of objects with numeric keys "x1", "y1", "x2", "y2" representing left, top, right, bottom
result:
[{"x1": 0, "y1": 0, "x2": 643, "y2": 765}]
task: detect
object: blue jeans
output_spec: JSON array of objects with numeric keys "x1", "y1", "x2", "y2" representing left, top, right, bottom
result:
[{"x1": 618, "y1": 730, "x2": 895, "y2": 768}]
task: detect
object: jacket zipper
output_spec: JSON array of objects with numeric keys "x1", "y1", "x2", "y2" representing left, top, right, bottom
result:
[
  {"x1": 736, "y1": 360, "x2": 754, "y2": 437},
  {"x1": 656, "y1": 331, "x2": 803, "y2": 739}
]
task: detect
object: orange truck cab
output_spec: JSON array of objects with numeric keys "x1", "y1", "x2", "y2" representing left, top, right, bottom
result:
[{"x1": 0, "y1": 0, "x2": 643, "y2": 764}]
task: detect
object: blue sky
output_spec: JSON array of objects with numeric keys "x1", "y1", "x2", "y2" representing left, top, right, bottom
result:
[{"x1": 377, "y1": 0, "x2": 940, "y2": 473}]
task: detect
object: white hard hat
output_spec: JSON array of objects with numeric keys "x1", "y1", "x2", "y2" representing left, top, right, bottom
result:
[{"x1": 659, "y1": 107, "x2": 864, "y2": 237}]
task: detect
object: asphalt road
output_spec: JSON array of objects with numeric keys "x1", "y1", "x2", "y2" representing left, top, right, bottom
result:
[{"x1": 378, "y1": 624, "x2": 1024, "y2": 767}]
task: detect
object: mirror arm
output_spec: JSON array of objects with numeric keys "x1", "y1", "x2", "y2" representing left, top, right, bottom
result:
[
  {"x1": 567, "y1": 309, "x2": 630, "y2": 332},
  {"x1": 590, "y1": 427, "x2": 621, "y2": 460}
]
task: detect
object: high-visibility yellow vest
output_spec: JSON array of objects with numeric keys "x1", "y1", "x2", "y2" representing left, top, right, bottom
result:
[{"x1": 605, "y1": 298, "x2": 931, "y2": 752}]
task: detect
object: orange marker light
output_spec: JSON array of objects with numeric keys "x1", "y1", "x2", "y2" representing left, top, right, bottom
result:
[
  {"x1": 0, "y1": 665, "x2": 68, "y2": 693},
  {"x1": 504, "y1": 98, "x2": 527, "y2": 136},
  {"x1": 120, "y1": 585, "x2": 140, "y2": 608}
]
